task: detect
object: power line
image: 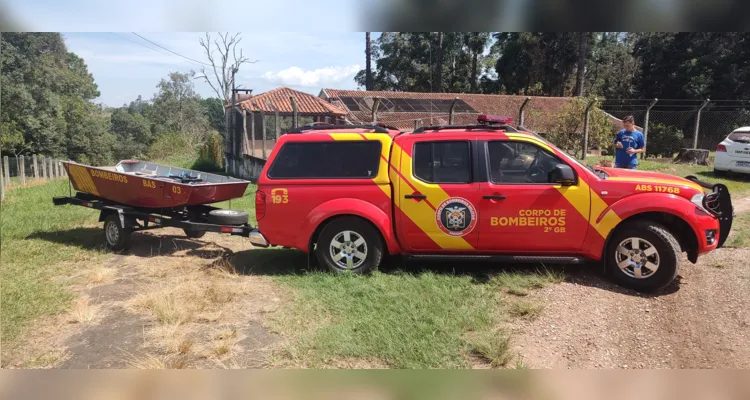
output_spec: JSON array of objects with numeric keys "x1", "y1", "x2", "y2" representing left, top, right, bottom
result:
[
  {"x1": 131, "y1": 32, "x2": 211, "y2": 67},
  {"x1": 108, "y1": 32, "x2": 173, "y2": 58}
]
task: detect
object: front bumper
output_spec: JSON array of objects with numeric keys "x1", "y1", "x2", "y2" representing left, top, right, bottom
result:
[
  {"x1": 715, "y1": 153, "x2": 750, "y2": 174},
  {"x1": 685, "y1": 175, "x2": 734, "y2": 248}
]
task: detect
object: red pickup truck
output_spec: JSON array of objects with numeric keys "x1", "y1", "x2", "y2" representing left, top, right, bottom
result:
[{"x1": 248, "y1": 116, "x2": 733, "y2": 292}]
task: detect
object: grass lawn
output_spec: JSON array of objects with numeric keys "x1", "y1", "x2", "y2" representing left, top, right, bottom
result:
[
  {"x1": 270, "y1": 267, "x2": 563, "y2": 368},
  {"x1": 725, "y1": 211, "x2": 750, "y2": 249},
  {"x1": 1, "y1": 180, "x2": 108, "y2": 347}
]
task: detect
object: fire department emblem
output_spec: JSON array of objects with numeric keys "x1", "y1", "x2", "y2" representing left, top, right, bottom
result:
[{"x1": 436, "y1": 197, "x2": 477, "y2": 237}]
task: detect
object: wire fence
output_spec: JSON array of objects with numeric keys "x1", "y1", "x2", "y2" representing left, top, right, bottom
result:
[
  {"x1": 600, "y1": 99, "x2": 750, "y2": 159},
  {"x1": 0, "y1": 154, "x2": 68, "y2": 200}
]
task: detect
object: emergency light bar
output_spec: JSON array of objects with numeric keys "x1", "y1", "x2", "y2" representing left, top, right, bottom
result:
[{"x1": 477, "y1": 115, "x2": 513, "y2": 125}]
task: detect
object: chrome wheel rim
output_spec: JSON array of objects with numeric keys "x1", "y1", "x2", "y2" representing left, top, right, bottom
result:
[
  {"x1": 329, "y1": 230, "x2": 367, "y2": 270},
  {"x1": 214, "y1": 210, "x2": 238, "y2": 215},
  {"x1": 615, "y1": 237, "x2": 660, "y2": 279},
  {"x1": 105, "y1": 222, "x2": 120, "y2": 245}
]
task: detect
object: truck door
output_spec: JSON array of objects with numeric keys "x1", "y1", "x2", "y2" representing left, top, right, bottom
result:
[
  {"x1": 393, "y1": 136, "x2": 481, "y2": 252},
  {"x1": 477, "y1": 139, "x2": 591, "y2": 252}
]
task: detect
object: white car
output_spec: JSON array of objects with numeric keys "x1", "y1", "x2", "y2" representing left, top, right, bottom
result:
[{"x1": 715, "y1": 127, "x2": 750, "y2": 176}]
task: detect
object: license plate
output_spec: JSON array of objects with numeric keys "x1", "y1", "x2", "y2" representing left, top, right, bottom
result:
[{"x1": 737, "y1": 161, "x2": 750, "y2": 167}]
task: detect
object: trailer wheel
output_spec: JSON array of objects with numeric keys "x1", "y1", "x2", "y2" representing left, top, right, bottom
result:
[
  {"x1": 207, "y1": 209, "x2": 249, "y2": 225},
  {"x1": 183, "y1": 229, "x2": 207, "y2": 239},
  {"x1": 316, "y1": 216, "x2": 383, "y2": 274},
  {"x1": 103, "y1": 214, "x2": 132, "y2": 252}
]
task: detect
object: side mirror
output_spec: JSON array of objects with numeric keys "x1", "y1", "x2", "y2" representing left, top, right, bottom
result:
[{"x1": 549, "y1": 164, "x2": 576, "y2": 186}]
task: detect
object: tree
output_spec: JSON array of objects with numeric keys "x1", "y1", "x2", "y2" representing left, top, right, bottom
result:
[
  {"x1": 584, "y1": 33, "x2": 638, "y2": 99},
  {"x1": 1, "y1": 32, "x2": 109, "y2": 162},
  {"x1": 110, "y1": 108, "x2": 152, "y2": 159},
  {"x1": 573, "y1": 32, "x2": 591, "y2": 96},
  {"x1": 365, "y1": 32, "x2": 373, "y2": 90},
  {"x1": 201, "y1": 97, "x2": 227, "y2": 134},
  {"x1": 465, "y1": 32, "x2": 490, "y2": 92},
  {"x1": 195, "y1": 32, "x2": 256, "y2": 109},
  {"x1": 354, "y1": 32, "x2": 489, "y2": 93},
  {"x1": 150, "y1": 71, "x2": 211, "y2": 150},
  {"x1": 546, "y1": 97, "x2": 614, "y2": 158}
]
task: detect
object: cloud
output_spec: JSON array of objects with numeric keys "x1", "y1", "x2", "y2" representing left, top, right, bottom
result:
[{"x1": 261, "y1": 65, "x2": 361, "y2": 87}]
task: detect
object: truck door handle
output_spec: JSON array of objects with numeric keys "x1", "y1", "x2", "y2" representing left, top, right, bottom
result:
[
  {"x1": 483, "y1": 195, "x2": 506, "y2": 200},
  {"x1": 405, "y1": 193, "x2": 427, "y2": 199}
]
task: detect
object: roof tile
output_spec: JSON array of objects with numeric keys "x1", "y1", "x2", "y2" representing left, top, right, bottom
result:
[{"x1": 239, "y1": 87, "x2": 346, "y2": 115}]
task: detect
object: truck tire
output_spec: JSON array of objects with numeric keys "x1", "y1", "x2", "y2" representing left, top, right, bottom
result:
[
  {"x1": 207, "y1": 209, "x2": 248, "y2": 225},
  {"x1": 606, "y1": 221, "x2": 681, "y2": 293},
  {"x1": 183, "y1": 228, "x2": 207, "y2": 239},
  {"x1": 316, "y1": 216, "x2": 384, "y2": 274},
  {"x1": 103, "y1": 214, "x2": 132, "y2": 252}
]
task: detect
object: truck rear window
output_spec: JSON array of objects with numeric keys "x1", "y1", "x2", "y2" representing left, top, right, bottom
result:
[{"x1": 268, "y1": 141, "x2": 382, "y2": 179}]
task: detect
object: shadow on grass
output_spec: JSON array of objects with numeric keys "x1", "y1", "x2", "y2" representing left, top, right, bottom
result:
[
  {"x1": 694, "y1": 170, "x2": 750, "y2": 184},
  {"x1": 226, "y1": 248, "x2": 681, "y2": 297},
  {"x1": 27, "y1": 228, "x2": 226, "y2": 258}
]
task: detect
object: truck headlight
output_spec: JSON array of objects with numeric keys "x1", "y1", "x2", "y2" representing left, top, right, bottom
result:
[{"x1": 691, "y1": 193, "x2": 707, "y2": 212}]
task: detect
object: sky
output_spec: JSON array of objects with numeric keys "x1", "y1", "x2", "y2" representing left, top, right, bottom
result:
[{"x1": 62, "y1": 32, "x2": 371, "y2": 107}]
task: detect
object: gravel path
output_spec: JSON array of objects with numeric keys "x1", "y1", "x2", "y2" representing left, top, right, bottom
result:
[{"x1": 512, "y1": 246, "x2": 750, "y2": 369}]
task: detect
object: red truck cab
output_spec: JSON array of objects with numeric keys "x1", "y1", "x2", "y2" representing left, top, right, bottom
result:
[{"x1": 251, "y1": 117, "x2": 733, "y2": 292}]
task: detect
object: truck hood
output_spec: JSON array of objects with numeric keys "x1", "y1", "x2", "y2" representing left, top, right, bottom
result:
[{"x1": 598, "y1": 167, "x2": 705, "y2": 193}]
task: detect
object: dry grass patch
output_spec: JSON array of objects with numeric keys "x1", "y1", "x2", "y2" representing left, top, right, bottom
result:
[
  {"x1": 70, "y1": 296, "x2": 100, "y2": 324},
  {"x1": 85, "y1": 265, "x2": 117, "y2": 286}
]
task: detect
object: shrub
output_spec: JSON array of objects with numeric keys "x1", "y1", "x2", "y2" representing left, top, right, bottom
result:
[
  {"x1": 646, "y1": 123, "x2": 684, "y2": 158},
  {"x1": 146, "y1": 132, "x2": 195, "y2": 162},
  {"x1": 193, "y1": 131, "x2": 224, "y2": 173},
  {"x1": 545, "y1": 97, "x2": 615, "y2": 158}
]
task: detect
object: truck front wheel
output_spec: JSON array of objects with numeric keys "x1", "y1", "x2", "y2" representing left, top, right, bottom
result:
[
  {"x1": 606, "y1": 221, "x2": 681, "y2": 293},
  {"x1": 316, "y1": 217, "x2": 384, "y2": 274}
]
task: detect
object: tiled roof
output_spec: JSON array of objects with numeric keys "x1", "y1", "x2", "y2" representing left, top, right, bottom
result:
[
  {"x1": 238, "y1": 87, "x2": 346, "y2": 115},
  {"x1": 323, "y1": 89, "x2": 627, "y2": 132}
]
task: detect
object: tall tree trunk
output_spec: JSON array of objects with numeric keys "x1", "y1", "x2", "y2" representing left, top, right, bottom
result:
[
  {"x1": 574, "y1": 32, "x2": 589, "y2": 96},
  {"x1": 436, "y1": 32, "x2": 444, "y2": 92},
  {"x1": 365, "y1": 32, "x2": 373, "y2": 90},
  {"x1": 470, "y1": 50, "x2": 478, "y2": 92}
]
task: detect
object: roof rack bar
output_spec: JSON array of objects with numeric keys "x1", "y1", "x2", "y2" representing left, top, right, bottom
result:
[
  {"x1": 413, "y1": 124, "x2": 518, "y2": 134},
  {"x1": 286, "y1": 124, "x2": 391, "y2": 134}
]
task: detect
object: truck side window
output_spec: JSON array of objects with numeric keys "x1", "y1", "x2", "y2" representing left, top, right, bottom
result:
[
  {"x1": 488, "y1": 141, "x2": 563, "y2": 184},
  {"x1": 413, "y1": 141, "x2": 471, "y2": 183},
  {"x1": 268, "y1": 141, "x2": 382, "y2": 179}
]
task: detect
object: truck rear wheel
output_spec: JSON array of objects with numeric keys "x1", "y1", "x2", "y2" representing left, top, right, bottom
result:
[
  {"x1": 316, "y1": 216, "x2": 383, "y2": 274},
  {"x1": 606, "y1": 221, "x2": 680, "y2": 292},
  {"x1": 103, "y1": 214, "x2": 132, "y2": 252}
]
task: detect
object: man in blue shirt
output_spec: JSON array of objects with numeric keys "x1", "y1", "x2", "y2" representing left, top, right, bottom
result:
[{"x1": 614, "y1": 115, "x2": 646, "y2": 169}]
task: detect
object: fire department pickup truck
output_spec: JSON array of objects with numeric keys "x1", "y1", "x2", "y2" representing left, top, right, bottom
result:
[{"x1": 248, "y1": 116, "x2": 733, "y2": 292}]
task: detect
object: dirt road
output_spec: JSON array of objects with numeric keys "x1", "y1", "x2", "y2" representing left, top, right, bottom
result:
[{"x1": 511, "y1": 200, "x2": 750, "y2": 368}]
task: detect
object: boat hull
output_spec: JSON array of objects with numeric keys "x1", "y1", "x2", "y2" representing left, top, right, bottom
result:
[{"x1": 63, "y1": 161, "x2": 249, "y2": 209}]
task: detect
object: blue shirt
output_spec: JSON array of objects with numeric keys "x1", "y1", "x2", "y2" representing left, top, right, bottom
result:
[{"x1": 614, "y1": 129, "x2": 645, "y2": 165}]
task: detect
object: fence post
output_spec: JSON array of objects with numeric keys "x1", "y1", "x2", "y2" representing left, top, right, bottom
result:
[
  {"x1": 248, "y1": 109, "x2": 256, "y2": 158},
  {"x1": 519, "y1": 97, "x2": 531, "y2": 127},
  {"x1": 40, "y1": 156, "x2": 47, "y2": 179},
  {"x1": 693, "y1": 99, "x2": 710, "y2": 149},
  {"x1": 0, "y1": 149, "x2": 4, "y2": 201},
  {"x1": 581, "y1": 98, "x2": 597, "y2": 160},
  {"x1": 32, "y1": 154, "x2": 39, "y2": 179},
  {"x1": 371, "y1": 97, "x2": 381, "y2": 123},
  {"x1": 290, "y1": 96, "x2": 299, "y2": 128},
  {"x1": 49, "y1": 158, "x2": 55, "y2": 179},
  {"x1": 3, "y1": 156, "x2": 10, "y2": 189},
  {"x1": 19, "y1": 155, "x2": 26, "y2": 185},
  {"x1": 260, "y1": 108, "x2": 268, "y2": 159},
  {"x1": 449, "y1": 97, "x2": 459, "y2": 125},
  {"x1": 642, "y1": 98, "x2": 658, "y2": 159}
]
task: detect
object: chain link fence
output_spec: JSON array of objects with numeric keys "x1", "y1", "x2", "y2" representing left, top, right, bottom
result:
[
  {"x1": 600, "y1": 99, "x2": 750, "y2": 160},
  {"x1": 0, "y1": 154, "x2": 68, "y2": 200}
]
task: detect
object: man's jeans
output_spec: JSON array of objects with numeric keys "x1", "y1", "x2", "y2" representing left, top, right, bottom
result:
[{"x1": 615, "y1": 163, "x2": 637, "y2": 169}]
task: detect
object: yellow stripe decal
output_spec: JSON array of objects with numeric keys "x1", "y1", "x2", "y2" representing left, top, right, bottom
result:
[
  {"x1": 397, "y1": 148, "x2": 474, "y2": 250},
  {"x1": 68, "y1": 164, "x2": 100, "y2": 196}
]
